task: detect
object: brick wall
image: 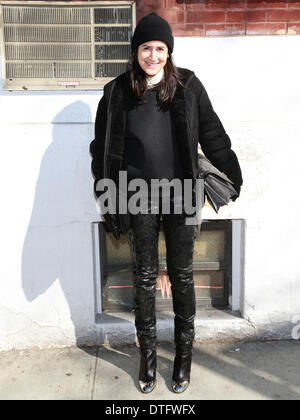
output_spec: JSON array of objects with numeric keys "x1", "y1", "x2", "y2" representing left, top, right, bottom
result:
[
  {"x1": 1, "y1": 0, "x2": 300, "y2": 37},
  {"x1": 136, "y1": 0, "x2": 300, "y2": 36}
]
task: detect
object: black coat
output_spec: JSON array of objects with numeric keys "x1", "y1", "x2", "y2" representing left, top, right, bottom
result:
[{"x1": 90, "y1": 67, "x2": 243, "y2": 239}]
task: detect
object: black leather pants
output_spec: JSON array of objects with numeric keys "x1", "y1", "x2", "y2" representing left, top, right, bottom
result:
[{"x1": 128, "y1": 194, "x2": 197, "y2": 382}]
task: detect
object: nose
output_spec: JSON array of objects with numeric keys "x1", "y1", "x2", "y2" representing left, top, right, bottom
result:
[{"x1": 149, "y1": 48, "x2": 157, "y2": 61}]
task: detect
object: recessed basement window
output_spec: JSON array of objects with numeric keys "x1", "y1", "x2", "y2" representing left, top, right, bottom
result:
[{"x1": 96, "y1": 220, "x2": 233, "y2": 313}]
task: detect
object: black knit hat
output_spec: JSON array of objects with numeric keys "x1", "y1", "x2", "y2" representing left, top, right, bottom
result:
[{"x1": 131, "y1": 13, "x2": 174, "y2": 53}]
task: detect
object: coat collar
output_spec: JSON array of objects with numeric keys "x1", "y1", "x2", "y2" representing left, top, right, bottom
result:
[{"x1": 106, "y1": 68, "x2": 196, "y2": 180}]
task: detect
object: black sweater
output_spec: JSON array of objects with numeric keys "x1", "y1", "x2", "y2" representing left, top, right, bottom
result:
[{"x1": 122, "y1": 88, "x2": 184, "y2": 184}]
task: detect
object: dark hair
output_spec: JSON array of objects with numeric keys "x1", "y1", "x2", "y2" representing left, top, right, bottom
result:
[{"x1": 126, "y1": 49, "x2": 183, "y2": 107}]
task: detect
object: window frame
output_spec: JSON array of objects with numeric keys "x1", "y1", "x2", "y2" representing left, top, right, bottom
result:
[
  {"x1": 98, "y1": 219, "x2": 233, "y2": 314},
  {"x1": 0, "y1": 0, "x2": 136, "y2": 91}
]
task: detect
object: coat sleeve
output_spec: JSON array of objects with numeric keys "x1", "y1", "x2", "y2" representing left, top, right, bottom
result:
[
  {"x1": 90, "y1": 93, "x2": 108, "y2": 192},
  {"x1": 89, "y1": 88, "x2": 121, "y2": 239},
  {"x1": 196, "y1": 78, "x2": 243, "y2": 198}
]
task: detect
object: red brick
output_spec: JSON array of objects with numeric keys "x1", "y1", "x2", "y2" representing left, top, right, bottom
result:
[
  {"x1": 137, "y1": 8, "x2": 184, "y2": 24},
  {"x1": 187, "y1": 10, "x2": 226, "y2": 23},
  {"x1": 165, "y1": 0, "x2": 185, "y2": 8},
  {"x1": 204, "y1": 0, "x2": 246, "y2": 9},
  {"x1": 287, "y1": 21, "x2": 300, "y2": 33},
  {"x1": 186, "y1": 1, "x2": 246, "y2": 11},
  {"x1": 136, "y1": 0, "x2": 164, "y2": 10},
  {"x1": 153, "y1": 9, "x2": 185, "y2": 23},
  {"x1": 136, "y1": 3, "x2": 164, "y2": 21},
  {"x1": 246, "y1": 22, "x2": 286, "y2": 34},
  {"x1": 171, "y1": 23, "x2": 205, "y2": 36},
  {"x1": 205, "y1": 23, "x2": 245, "y2": 36},
  {"x1": 227, "y1": 10, "x2": 266, "y2": 22},
  {"x1": 287, "y1": 2, "x2": 300, "y2": 9},
  {"x1": 185, "y1": 2, "x2": 206, "y2": 11},
  {"x1": 268, "y1": 9, "x2": 300, "y2": 20},
  {"x1": 247, "y1": 1, "x2": 286, "y2": 9}
]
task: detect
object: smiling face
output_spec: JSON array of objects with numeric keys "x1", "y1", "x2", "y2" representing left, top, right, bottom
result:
[{"x1": 137, "y1": 40, "x2": 169, "y2": 77}]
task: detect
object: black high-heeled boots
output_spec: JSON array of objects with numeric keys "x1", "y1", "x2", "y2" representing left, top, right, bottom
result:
[
  {"x1": 133, "y1": 262, "x2": 158, "y2": 393},
  {"x1": 169, "y1": 257, "x2": 196, "y2": 393},
  {"x1": 138, "y1": 347, "x2": 157, "y2": 393},
  {"x1": 129, "y1": 213, "x2": 161, "y2": 393},
  {"x1": 172, "y1": 350, "x2": 193, "y2": 393},
  {"x1": 134, "y1": 274, "x2": 158, "y2": 394},
  {"x1": 171, "y1": 310, "x2": 195, "y2": 393}
]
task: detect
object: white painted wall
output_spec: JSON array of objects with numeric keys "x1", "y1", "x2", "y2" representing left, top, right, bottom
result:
[{"x1": 0, "y1": 35, "x2": 299, "y2": 350}]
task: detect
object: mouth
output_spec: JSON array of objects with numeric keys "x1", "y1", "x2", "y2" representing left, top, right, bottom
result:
[{"x1": 145, "y1": 62, "x2": 160, "y2": 68}]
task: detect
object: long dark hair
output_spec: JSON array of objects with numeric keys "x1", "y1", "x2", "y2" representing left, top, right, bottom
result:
[{"x1": 126, "y1": 48, "x2": 183, "y2": 107}]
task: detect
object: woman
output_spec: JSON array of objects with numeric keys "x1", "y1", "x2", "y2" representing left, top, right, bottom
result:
[{"x1": 90, "y1": 13, "x2": 243, "y2": 394}]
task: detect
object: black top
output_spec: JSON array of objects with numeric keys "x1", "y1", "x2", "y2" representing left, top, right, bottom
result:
[{"x1": 122, "y1": 88, "x2": 184, "y2": 184}]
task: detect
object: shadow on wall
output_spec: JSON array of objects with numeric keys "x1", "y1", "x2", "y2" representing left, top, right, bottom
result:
[{"x1": 21, "y1": 100, "x2": 100, "y2": 345}]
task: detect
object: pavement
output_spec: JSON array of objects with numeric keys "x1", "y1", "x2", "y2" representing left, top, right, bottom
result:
[{"x1": 0, "y1": 340, "x2": 300, "y2": 400}]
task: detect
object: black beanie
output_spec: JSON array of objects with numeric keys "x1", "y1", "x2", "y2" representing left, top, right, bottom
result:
[{"x1": 131, "y1": 13, "x2": 174, "y2": 53}]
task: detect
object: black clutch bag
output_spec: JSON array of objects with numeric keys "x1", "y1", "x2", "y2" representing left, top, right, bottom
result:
[{"x1": 197, "y1": 153, "x2": 238, "y2": 213}]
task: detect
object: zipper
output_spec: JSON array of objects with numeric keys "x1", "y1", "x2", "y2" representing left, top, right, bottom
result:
[{"x1": 103, "y1": 80, "x2": 116, "y2": 179}]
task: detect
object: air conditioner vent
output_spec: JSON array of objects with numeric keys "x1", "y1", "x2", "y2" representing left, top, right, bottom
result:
[
  {"x1": 4, "y1": 26, "x2": 91, "y2": 43},
  {"x1": 1, "y1": 2, "x2": 135, "y2": 90},
  {"x1": 3, "y1": 6, "x2": 91, "y2": 25}
]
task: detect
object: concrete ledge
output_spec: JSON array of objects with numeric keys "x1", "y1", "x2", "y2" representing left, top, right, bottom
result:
[{"x1": 90, "y1": 310, "x2": 296, "y2": 347}]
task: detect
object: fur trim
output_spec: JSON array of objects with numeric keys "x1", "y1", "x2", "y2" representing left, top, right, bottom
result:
[
  {"x1": 170, "y1": 81, "x2": 195, "y2": 179},
  {"x1": 108, "y1": 78, "x2": 126, "y2": 158}
]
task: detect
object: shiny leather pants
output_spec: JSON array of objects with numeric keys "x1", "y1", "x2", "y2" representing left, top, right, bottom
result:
[{"x1": 129, "y1": 197, "x2": 197, "y2": 383}]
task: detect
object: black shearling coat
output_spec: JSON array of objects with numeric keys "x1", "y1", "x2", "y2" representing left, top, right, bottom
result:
[{"x1": 90, "y1": 67, "x2": 243, "y2": 239}]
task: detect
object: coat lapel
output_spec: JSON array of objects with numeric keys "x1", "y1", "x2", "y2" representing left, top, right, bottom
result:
[
  {"x1": 106, "y1": 76, "x2": 126, "y2": 185},
  {"x1": 170, "y1": 80, "x2": 195, "y2": 179}
]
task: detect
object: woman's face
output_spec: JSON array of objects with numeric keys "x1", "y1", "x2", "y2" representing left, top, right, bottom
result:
[{"x1": 137, "y1": 40, "x2": 169, "y2": 77}]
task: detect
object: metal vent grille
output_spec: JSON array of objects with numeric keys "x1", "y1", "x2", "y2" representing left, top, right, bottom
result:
[
  {"x1": 5, "y1": 45, "x2": 91, "y2": 61},
  {"x1": 94, "y1": 7, "x2": 132, "y2": 24},
  {"x1": 1, "y1": 2, "x2": 135, "y2": 90},
  {"x1": 3, "y1": 6, "x2": 91, "y2": 24},
  {"x1": 95, "y1": 44, "x2": 131, "y2": 60},
  {"x1": 4, "y1": 26, "x2": 91, "y2": 43},
  {"x1": 95, "y1": 62, "x2": 127, "y2": 78},
  {"x1": 94, "y1": 26, "x2": 132, "y2": 43},
  {"x1": 6, "y1": 62, "x2": 92, "y2": 78}
]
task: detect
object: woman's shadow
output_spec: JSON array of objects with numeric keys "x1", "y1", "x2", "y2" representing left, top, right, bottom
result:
[{"x1": 21, "y1": 100, "x2": 103, "y2": 345}]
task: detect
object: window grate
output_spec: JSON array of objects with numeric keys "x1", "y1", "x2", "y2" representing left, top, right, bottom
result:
[
  {"x1": 6, "y1": 61, "x2": 92, "y2": 79},
  {"x1": 94, "y1": 26, "x2": 132, "y2": 43},
  {"x1": 95, "y1": 44, "x2": 131, "y2": 60},
  {"x1": 5, "y1": 44, "x2": 92, "y2": 61},
  {"x1": 94, "y1": 7, "x2": 132, "y2": 24},
  {"x1": 95, "y1": 62, "x2": 127, "y2": 78},
  {"x1": 4, "y1": 26, "x2": 92, "y2": 43},
  {"x1": 0, "y1": 1, "x2": 135, "y2": 90},
  {"x1": 3, "y1": 6, "x2": 91, "y2": 25}
]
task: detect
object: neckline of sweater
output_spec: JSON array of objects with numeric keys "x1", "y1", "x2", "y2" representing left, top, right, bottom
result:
[{"x1": 146, "y1": 68, "x2": 164, "y2": 88}]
